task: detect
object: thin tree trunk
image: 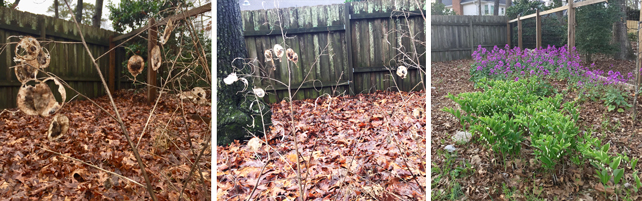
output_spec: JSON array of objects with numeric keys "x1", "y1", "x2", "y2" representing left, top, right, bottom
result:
[
  {"x1": 54, "y1": 0, "x2": 59, "y2": 19},
  {"x1": 93, "y1": 0, "x2": 104, "y2": 27},
  {"x1": 10, "y1": 0, "x2": 19, "y2": 9},
  {"x1": 615, "y1": 0, "x2": 632, "y2": 60},
  {"x1": 507, "y1": 0, "x2": 511, "y2": 7},
  {"x1": 479, "y1": 0, "x2": 482, "y2": 16},
  {"x1": 76, "y1": 0, "x2": 83, "y2": 24},
  {"x1": 494, "y1": 0, "x2": 499, "y2": 15}
]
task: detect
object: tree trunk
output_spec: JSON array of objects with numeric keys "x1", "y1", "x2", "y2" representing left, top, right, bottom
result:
[
  {"x1": 75, "y1": 0, "x2": 83, "y2": 24},
  {"x1": 479, "y1": 0, "x2": 482, "y2": 16},
  {"x1": 507, "y1": 0, "x2": 511, "y2": 7},
  {"x1": 93, "y1": 0, "x2": 103, "y2": 27},
  {"x1": 614, "y1": 0, "x2": 632, "y2": 60},
  {"x1": 437, "y1": 0, "x2": 442, "y2": 4},
  {"x1": 494, "y1": 0, "x2": 499, "y2": 15},
  {"x1": 54, "y1": 0, "x2": 59, "y2": 19},
  {"x1": 217, "y1": 0, "x2": 271, "y2": 145}
]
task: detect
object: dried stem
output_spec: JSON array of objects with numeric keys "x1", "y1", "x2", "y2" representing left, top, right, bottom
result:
[{"x1": 63, "y1": 1, "x2": 157, "y2": 200}]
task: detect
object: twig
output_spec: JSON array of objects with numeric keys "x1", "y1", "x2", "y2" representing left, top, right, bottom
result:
[
  {"x1": 41, "y1": 147, "x2": 145, "y2": 187},
  {"x1": 62, "y1": 1, "x2": 157, "y2": 200},
  {"x1": 178, "y1": 132, "x2": 211, "y2": 200},
  {"x1": 245, "y1": 159, "x2": 272, "y2": 201}
]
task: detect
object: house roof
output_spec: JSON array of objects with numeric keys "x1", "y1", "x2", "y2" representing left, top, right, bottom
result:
[{"x1": 443, "y1": 0, "x2": 507, "y2": 6}]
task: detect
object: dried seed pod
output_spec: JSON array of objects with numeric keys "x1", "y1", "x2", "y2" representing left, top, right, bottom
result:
[
  {"x1": 264, "y1": 49, "x2": 273, "y2": 62},
  {"x1": 286, "y1": 48, "x2": 298, "y2": 63},
  {"x1": 253, "y1": 88, "x2": 265, "y2": 98},
  {"x1": 151, "y1": 45, "x2": 161, "y2": 71},
  {"x1": 127, "y1": 55, "x2": 145, "y2": 77},
  {"x1": 47, "y1": 114, "x2": 70, "y2": 141},
  {"x1": 37, "y1": 47, "x2": 51, "y2": 69},
  {"x1": 160, "y1": 19, "x2": 174, "y2": 45},
  {"x1": 273, "y1": 44, "x2": 284, "y2": 58},
  {"x1": 15, "y1": 36, "x2": 41, "y2": 61},
  {"x1": 223, "y1": 73, "x2": 238, "y2": 85},
  {"x1": 14, "y1": 61, "x2": 38, "y2": 83},
  {"x1": 192, "y1": 87, "x2": 206, "y2": 99},
  {"x1": 239, "y1": 78, "x2": 248, "y2": 91},
  {"x1": 17, "y1": 79, "x2": 61, "y2": 117},
  {"x1": 396, "y1": 66, "x2": 407, "y2": 79}
]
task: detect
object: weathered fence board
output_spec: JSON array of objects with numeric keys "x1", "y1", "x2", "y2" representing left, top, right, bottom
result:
[
  {"x1": 242, "y1": 0, "x2": 426, "y2": 103},
  {"x1": 431, "y1": 15, "x2": 509, "y2": 62},
  {"x1": 0, "y1": 7, "x2": 128, "y2": 110}
]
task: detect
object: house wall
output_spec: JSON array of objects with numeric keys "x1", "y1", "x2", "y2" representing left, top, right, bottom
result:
[{"x1": 461, "y1": 2, "x2": 505, "y2": 16}]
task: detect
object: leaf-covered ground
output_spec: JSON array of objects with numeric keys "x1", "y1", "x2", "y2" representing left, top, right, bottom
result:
[
  {"x1": 218, "y1": 90, "x2": 426, "y2": 200},
  {"x1": 432, "y1": 59, "x2": 642, "y2": 200},
  {"x1": 0, "y1": 89, "x2": 211, "y2": 200}
]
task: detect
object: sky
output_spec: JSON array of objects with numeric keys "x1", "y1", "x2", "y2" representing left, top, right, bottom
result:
[{"x1": 13, "y1": 0, "x2": 120, "y2": 30}]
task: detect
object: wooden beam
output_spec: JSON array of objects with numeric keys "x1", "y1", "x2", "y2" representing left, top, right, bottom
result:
[
  {"x1": 430, "y1": 22, "x2": 506, "y2": 26},
  {"x1": 573, "y1": 0, "x2": 608, "y2": 8},
  {"x1": 518, "y1": 16, "x2": 523, "y2": 50},
  {"x1": 350, "y1": 10, "x2": 426, "y2": 20},
  {"x1": 507, "y1": 21, "x2": 511, "y2": 48},
  {"x1": 109, "y1": 36, "x2": 116, "y2": 95},
  {"x1": 270, "y1": 81, "x2": 350, "y2": 91},
  {"x1": 568, "y1": 0, "x2": 575, "y2": 52},
  {"x1": 147, "y1": 18, "x2": 158, "y2": 103},
  {"x1": 112, "y1": 3, "x2": 211, "y2": 41},
  {"x1": 471, "y1": 19, "x2": 474, "y2": 54},
  {"x1": 345, "y1": 2, "x2": 355, "y2": 96},
  {"x1": 535, "y1": 9, "x2": 542, "y2": 49},
  {"x1": 507, "y1": 0, "x2": 607, "y2": 23},
  {"x1": 243, "y1": 25, "x2": 345, "y2": 37}
]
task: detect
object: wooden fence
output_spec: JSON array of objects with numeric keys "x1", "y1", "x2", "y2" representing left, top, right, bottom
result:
[
  {"x1": 241, "y1": 0, "x2": 426, "y2": 103},
  {"x1": 0, "y1": 7, "x2": 129, "y2": 110},
  {"x1": 628, "y1": 20, "x2": 638, "y2": 34},
  {"x1": 431, "y1": 15, "x2": 508, "y2": 62}
]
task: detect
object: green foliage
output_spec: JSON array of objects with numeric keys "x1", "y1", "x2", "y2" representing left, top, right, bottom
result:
[
  {"x1": 107, "y1": 0, "x2": 187, "y2": 33},
  {"x1": 431, "y1": 2, "x2": 456, "y2": 15},
  {"x1": 444, "y1": 77, "x2": 579, "y2": 170},
  {"x1": 628, "y1": 32, "x2": 637, "y2": 42},
  {"x1": 47, "y1": 2, "x2": 106, "y2": 26},
  {"x1": 602, "y1": 87, "x2": 632, "y2": 112},
  {"x1": 576, "y1": 3, "x2": 620, "y2": 59},
  {"x1": 506, "y1": 0, "x2": 547, "y2": 19}
]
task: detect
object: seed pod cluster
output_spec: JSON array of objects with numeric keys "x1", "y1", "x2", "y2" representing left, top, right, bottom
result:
[{"x1": 13, "y1": 36, "x2": 51, "y2": 83}]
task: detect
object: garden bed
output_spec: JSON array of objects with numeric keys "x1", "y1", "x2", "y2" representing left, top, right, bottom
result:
[{"x1": 432, "y1": 48, "x2": 642, "y2": 200}]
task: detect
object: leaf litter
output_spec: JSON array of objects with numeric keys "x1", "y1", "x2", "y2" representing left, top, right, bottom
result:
[
  {"x1": 0, "y1": 89, "x2": 211, "y2": 200},
  {"x1": 217, "y1": 90, "x2": 426, "y2": 200}
]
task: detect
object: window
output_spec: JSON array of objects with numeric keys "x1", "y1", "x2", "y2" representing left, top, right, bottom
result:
[
  {"x1": 484, "y1": 5, "x2": 489, "y2": 15},
  {"x1": 500, "y1": 7, "x2": 504, "y2": 15},
  {"x1": 490, "y1": 5, "x2": 494, "y2": 14}
]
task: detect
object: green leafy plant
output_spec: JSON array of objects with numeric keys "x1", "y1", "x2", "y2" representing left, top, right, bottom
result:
[{"x1": 602, "y1": 87, "x2": 632, "y2": 112}]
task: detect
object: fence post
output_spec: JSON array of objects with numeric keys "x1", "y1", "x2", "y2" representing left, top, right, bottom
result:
[
  {"x1": 535, "y1": 9, "x2": 542, "y2": 49},
  {"x1": 568, "y1": 0, "x2": 575, "y2": 55},
  {"x1": 633, "y1": 14, "x2": 642, "y2": 120},
  {"x1": 147, "y1": 18, "x2": 158, "y2": 103},
  {"x1": 518, "y1": 16, "x2": 522, "y2": 50},
  {"x1": 344, "y1": 2, "x2": 355, "y2": 95},
  {"x1": 507, "y1": 21, "x2": 511, "y2": 48},
  {"x1": 470, "y1": 18, "x2": 474, "y2": 54},
  {"x1": 109, "y1": 36, "x2": 116, "y2": 95}
]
